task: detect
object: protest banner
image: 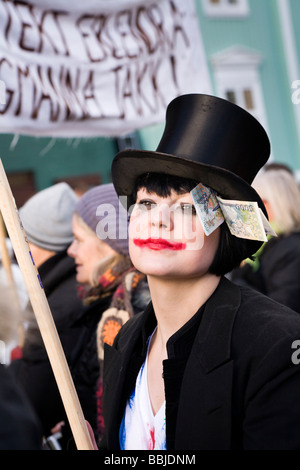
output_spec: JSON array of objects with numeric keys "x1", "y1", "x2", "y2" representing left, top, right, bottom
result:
[{"x1": 0, "y1": 0, "x2": 211, "y2": 137}]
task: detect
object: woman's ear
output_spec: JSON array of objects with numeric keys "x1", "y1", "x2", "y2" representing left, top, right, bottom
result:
[{"x1": 262, "y1": 199, "x2": 274, "y2": 222}]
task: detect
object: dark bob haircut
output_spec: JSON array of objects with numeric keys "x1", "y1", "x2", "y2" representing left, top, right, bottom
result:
[{"x1": 130, "y1": 172, "x2": 260, "y2": 276}]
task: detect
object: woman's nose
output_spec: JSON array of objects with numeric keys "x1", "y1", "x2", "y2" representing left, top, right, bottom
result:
[
  {"x1": 67, "y1": 240, "x2": 76, "y2": 258},
  {"x1": 150, "y1": 203, "x2": 173, "y2": 230}
]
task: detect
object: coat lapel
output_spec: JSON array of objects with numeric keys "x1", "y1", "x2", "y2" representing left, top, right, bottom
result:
[
  {"x1": 175, "y1": 277, "x2": 241, "y2": 450},
  {"x1": 102, "y1": 305, "x2": 155, "y2": 449},
  {"x1": 102, "y1": 344, "x2": 123, "y2": 448}
]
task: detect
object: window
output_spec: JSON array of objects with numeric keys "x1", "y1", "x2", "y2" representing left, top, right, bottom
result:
[
  {"x1": 116, "y1": 131, "x2": 141, "y2": 152},
  {"x1": 211, "y1": 47, "x2": 268, "y2": 131},
  {"x1": 202, "y1": 0, "x2": 249, "y2": 17},
  {"x1": 7, "y1": 171, "x2": 36, "y2": 208},
  {"x1": 224, "y1": 88, "x2": 254, "y2": 111}
]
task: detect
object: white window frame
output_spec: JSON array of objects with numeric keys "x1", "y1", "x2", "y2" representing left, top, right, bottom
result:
[
  {"x1": 202, "y1": 0, "x2": 249, "y2": 18},
  {"x1": 211, "y1": 46, "x2": 269, "y2": 134}
]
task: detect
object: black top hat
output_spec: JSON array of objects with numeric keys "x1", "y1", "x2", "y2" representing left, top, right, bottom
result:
[{"x1": 112, "y1": 94, "x2": 270, "y2": 216}]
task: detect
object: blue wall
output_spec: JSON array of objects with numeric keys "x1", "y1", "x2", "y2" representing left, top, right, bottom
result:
[{"x1": 193, "y1": 0, "x2": 300, "y2": 169}]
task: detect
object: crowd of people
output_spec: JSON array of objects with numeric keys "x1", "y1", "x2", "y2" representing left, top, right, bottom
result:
[{"x1": 0, "y1": 93, "x2": 300, "y2": 450}]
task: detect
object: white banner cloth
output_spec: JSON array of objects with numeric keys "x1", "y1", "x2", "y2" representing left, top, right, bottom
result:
[{"x1": 0, "y1": 0, "x2": 211, "y2": 137}]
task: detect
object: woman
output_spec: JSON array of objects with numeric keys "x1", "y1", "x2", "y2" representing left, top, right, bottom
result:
[
  {"x1": 100, "y1": 94, "x2": 300, "y2": 450},
  {"x1": 67, "y1": 183, "x2": 150, "y2": 446},
  {"x1": 231, "y1": 163, "x2": 300, "y2": 312}
]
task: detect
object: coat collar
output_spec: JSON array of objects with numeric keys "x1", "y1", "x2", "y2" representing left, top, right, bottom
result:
[
  {"x1": 174, "y1": 276, "x2": 241, "y2": 449},
  {"x1": 194, "y1": 276, "x2": 241, "y2": 372}
]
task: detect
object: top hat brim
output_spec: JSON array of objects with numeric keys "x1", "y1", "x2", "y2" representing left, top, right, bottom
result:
[{"x1": 112, "y1": 149, "x2": 268, "y2": 218}]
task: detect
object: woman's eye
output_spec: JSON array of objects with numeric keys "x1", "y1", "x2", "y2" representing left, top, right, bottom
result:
[
  {"x1": 137, "y1": 199, "x2": 156, "y2": 210},
  {"x1": 178, "y1": 203, "x2": 196, "y2": 215}
]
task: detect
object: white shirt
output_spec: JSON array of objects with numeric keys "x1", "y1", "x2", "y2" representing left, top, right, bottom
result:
[{"x1": 119, "y1": 332, "x2": 166, "y2": 450}]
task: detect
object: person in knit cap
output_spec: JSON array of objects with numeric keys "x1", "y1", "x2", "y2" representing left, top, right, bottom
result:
[
  {"x1": 9, "y1": 182, "x2": 85, "y2": 446},
  {"x1": 67, "y1": 183, "x2": 150, "y2": 447},
  {"x1": 19, "y1": 182, "x2": 78, "y2": 257}
]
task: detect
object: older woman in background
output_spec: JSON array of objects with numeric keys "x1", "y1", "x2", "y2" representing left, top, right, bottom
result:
[{"x1": 67, "y1": 183, "x2": 150, "y2": 447}]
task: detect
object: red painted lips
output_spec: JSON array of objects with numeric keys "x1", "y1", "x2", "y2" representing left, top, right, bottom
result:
[{"x1": 133, "y1": 238, "x2": 186, "y2": 251}]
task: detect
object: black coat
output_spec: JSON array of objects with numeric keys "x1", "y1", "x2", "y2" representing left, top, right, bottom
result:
[
  {"x1": 0, "y1": 364, "x2": 42, "y2": 449},
  {"x1": 231, "y1": 232, "x2": 300, "y2": 313},
  {"x1": 68, "y1": 295, "x2": 112, "y2": 439},
  {"x1": 68, "y1": 276, "x2": 151, "y2": 444},
  {"x1": 9, "y1": 251, "x2": 84, "y2": 438},
  {"x1": 100, "y1": 277, "x2": 300, "y2": 450}
]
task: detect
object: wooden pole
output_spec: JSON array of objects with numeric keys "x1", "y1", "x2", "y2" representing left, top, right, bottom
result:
[{"x1": 0, "y1": 160, "x2": 94, "y2": 450}]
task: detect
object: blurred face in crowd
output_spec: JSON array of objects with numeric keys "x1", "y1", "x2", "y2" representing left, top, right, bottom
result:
[{"x1": 67, "y1": 214, "x2": 116, "y2": 285}]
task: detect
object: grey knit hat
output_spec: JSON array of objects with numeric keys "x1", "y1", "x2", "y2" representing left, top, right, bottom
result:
[
  {"x1": 19, "y1": 182, "x2": 78, "y2": 252},
  {"x1": 75, "y1": 183, "x2": 129, "y2": 257}
]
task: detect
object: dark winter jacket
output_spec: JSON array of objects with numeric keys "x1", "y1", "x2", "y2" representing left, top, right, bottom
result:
[
  {"x1": 67, "y1": 294, "x2": 112, "y2": 441},
  {"x1": 9, "y1": 250, "x2": 84, "y2": 438},
  {"x1": 0, "y1": 364, "x2": 42, "y2": 449},
  {"x1": 231, "y1": 232, "x2": 300, "y2": 313},
  {"x1": 100, "y1": 277, "x2": 300, "y2": 450}
]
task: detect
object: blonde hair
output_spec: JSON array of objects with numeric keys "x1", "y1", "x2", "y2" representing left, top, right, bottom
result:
[
  {"x1": 74, "y1": 212, "x2": 128, "y2": 287},
  {"x1": 253, "y1": 168, "x2": 300, "y2": 234}
]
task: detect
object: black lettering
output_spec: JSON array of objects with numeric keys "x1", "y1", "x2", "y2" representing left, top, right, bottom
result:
[
  {"x1": 2, "y1": 0, "x2": 12, "y2": 42},
  {"x1": 60, "y1": 67, "x2": 84, "y2": 120},
  {"x1": 169, "y1": 0, "x2": 190, "y2": 48},
  {"x1": 149, "y1": 58, "x2": 167, "y2": 109},
  {"x1": 14, "y1": 1, "x2": 40, "y2": 52},
  {"x1": 77, "y1": 14, "x2": 109, "y2": 62},
  {"x1": 0, "y1": 58, "x2": 14, "y2": 114},
  {"x1": 135, "y1": 7, "x2": 155, "y2": 55},
  {"x1": 81, "y1": 70, "x2": 103, "y2": 119},
  {"x1": 15, "y1": 63, "x2": 30, "y2": 116},
  {"x1": 147, "y1": 4, "x2": 170, "y2": 52},
  {"x1": 35, "y1": 10, "x2": 70, "y2": 56},
  {"x1": 31, "y1": 66, "x2": 60, "y2": 121},
  {"x1": 136, "y1": 61, "x2": 153, "y2": 111}
]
